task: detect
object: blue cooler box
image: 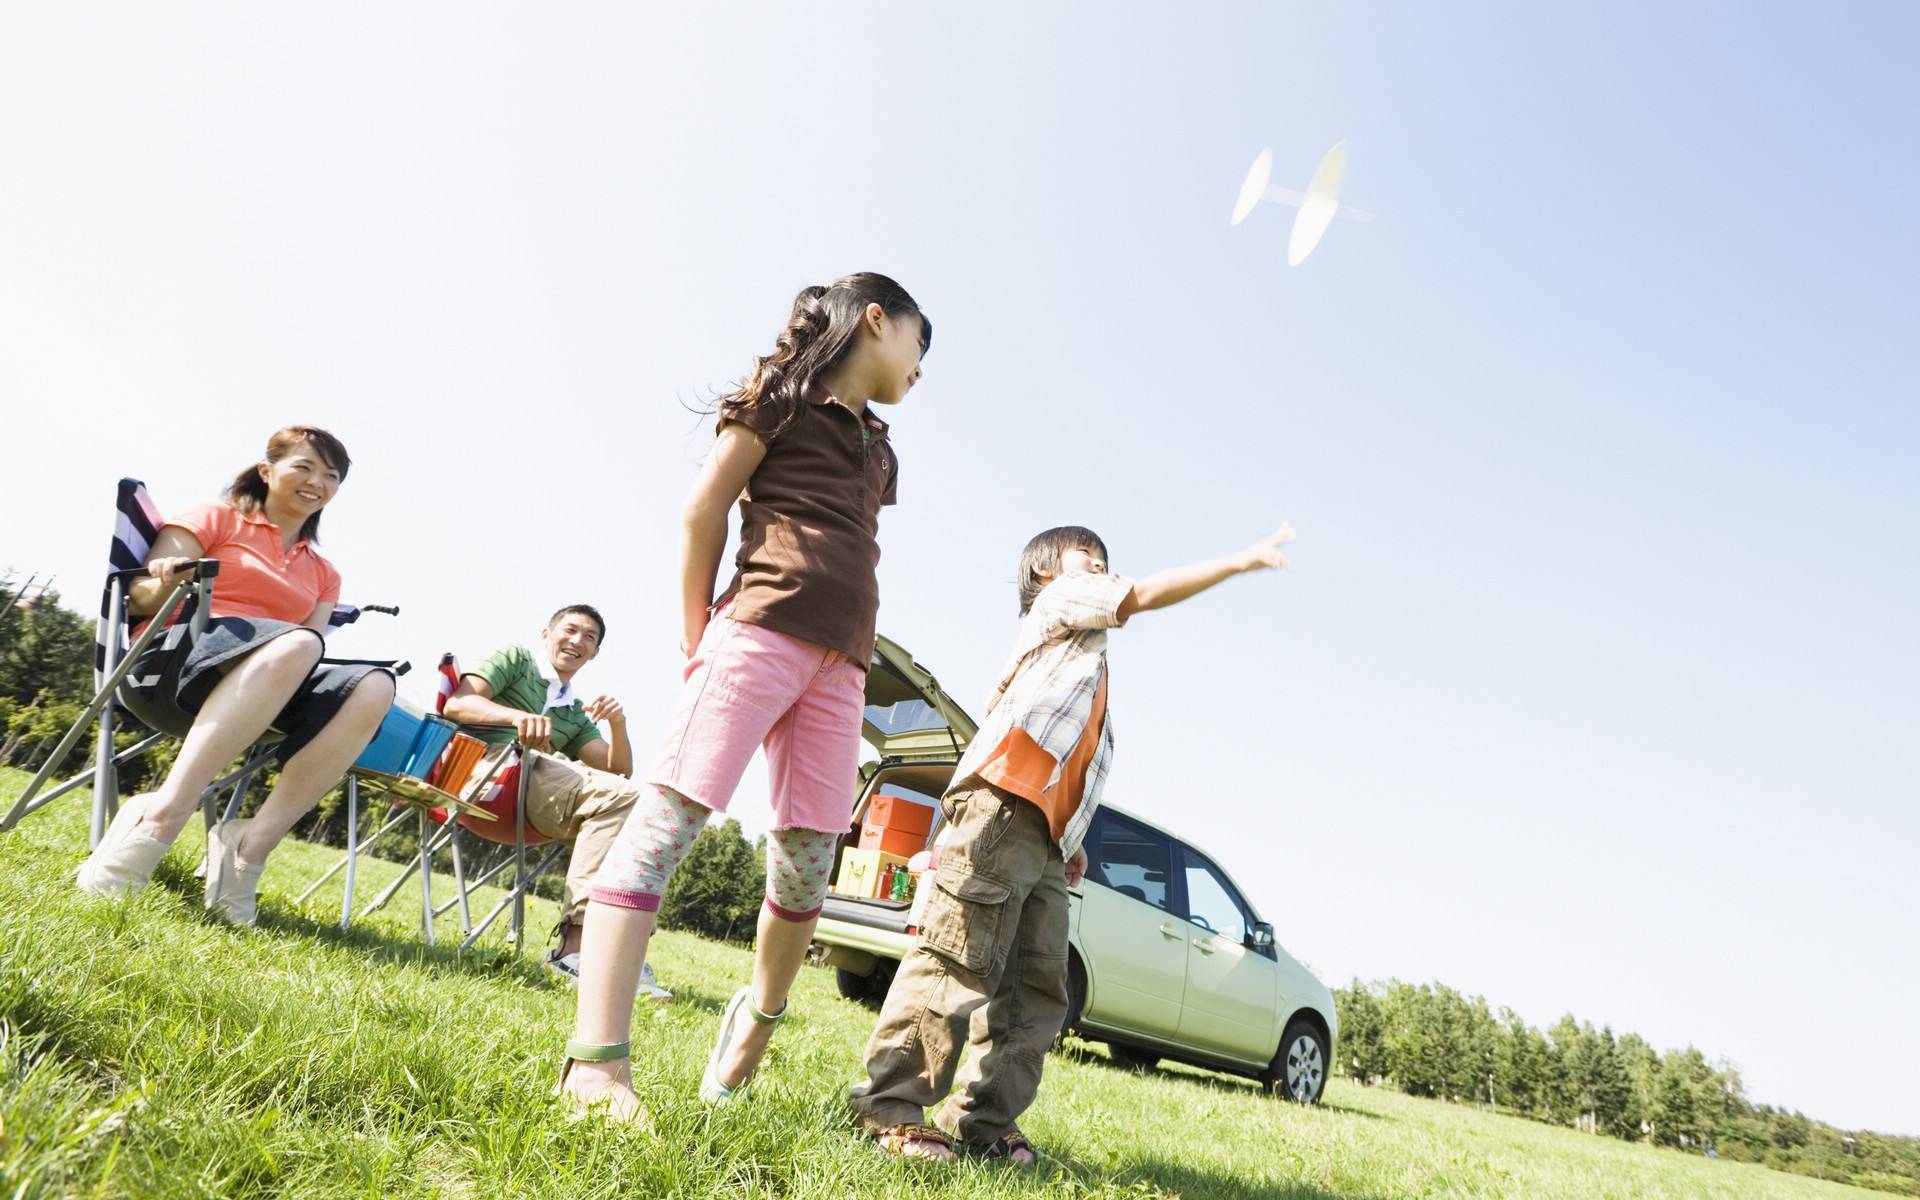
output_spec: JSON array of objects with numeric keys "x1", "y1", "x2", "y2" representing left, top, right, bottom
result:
[
  {"x1": 401, "y1": 715, "x2": 458, "y2": 779},
  {"x1": 355, "y1": 703, "x2": 425, "y2": 774}
]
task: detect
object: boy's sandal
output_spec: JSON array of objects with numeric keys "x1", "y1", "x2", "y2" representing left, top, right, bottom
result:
[
  {"x1": 875, "y1": 1123, "x2": 955, "y2": 1161},
  {"x1": 555, "y1": 1039, "x2": 648, "y2": 1127},
  {"x1": 971, "y1": 1129, "x2": 1038, "y2": 1167},
  {"x1": 698, "y1": 985, "x2": 785, "y2": 1104}
]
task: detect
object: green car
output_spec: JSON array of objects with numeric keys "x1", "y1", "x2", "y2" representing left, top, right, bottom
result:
[{"x1": 813, "y1": 635, "x2": 1339, "y2": 1103}]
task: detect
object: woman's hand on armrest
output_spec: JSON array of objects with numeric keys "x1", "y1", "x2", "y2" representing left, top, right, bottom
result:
[{"x1": 129, "y1": 529, "x2": 207, "y2": 615}]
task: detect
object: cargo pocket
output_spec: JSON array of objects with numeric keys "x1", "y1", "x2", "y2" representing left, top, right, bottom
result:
[{"x1": 917, "y1": 868, "x2": 1013, "y2": 975}]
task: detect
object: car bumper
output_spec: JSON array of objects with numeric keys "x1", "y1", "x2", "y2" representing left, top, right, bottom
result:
[{"x1": 815, "y1": 896, "x2": 915, "y2": 965}]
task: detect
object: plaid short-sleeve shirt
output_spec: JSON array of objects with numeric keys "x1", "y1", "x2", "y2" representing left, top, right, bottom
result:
[{"x1": 951, "y1": 571, "x2": 1133, "y2": 858}]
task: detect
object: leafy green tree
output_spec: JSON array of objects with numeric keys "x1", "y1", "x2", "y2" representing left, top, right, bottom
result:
[
  {"x1": 1333, "y1": 980, "x2": 1389, "y2": 1085},
  {"x1": 1590, "y1": 1026, "x2": 1632, "y2": 1136},
  {"x1": 659, "y1": 818, "x2": 765, "y2": 943},
  {"x1": 0, "y1": 587, "x2": 94, "y2": 707},
  {"x1": 1547, "y1": 1015, "x2": 1586, "y2": 1125},
  {"x1": 1382, "y1": 981, "x2": 1447, "y2": 1096},
  {"x1": 1618, "y1": 1031, "x2": 1660, "y2": 1139}
]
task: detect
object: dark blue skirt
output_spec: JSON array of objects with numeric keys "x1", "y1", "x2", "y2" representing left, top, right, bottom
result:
[{"x1": 119, "y1": 614, "x2": 390, "y2": 764}]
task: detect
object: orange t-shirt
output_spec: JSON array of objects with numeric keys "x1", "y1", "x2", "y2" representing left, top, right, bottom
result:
[
  {"x1": 138, "y1": 501, "x2": 341, "y2": 632},
  {"x1": 974, "y1": 671, "x2": 1108, "y2": 844}
]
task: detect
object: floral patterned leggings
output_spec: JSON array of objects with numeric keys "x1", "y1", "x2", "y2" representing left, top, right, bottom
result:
[{"x1": 588, "y1": 785, "x2": 841, "y2": 921}]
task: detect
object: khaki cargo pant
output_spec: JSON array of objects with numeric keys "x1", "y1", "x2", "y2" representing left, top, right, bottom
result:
[
  {"x1": 520, "y1": 749, "x2": 639, "y2": 929},
  {"x1": 848, "y1": 780, "x2": 1070, "y2": 1147}
]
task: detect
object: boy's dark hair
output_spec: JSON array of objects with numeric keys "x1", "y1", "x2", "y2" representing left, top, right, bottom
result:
[
  {"x1": 729, "y1": 272, "x2": 931, "y2": 438},
  {"x1": 548, "y1": 604, "x2": 607, "y2": 644},
  {"x1": 1017, "y1": 526, "x2": 1109, "y2": 615}
]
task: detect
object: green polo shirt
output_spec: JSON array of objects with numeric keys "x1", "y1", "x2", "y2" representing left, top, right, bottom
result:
[{"x1": 465, "y1": 643, "x2": 602, "y2": 759}]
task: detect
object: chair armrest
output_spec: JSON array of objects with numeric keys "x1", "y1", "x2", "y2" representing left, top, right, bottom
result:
[{"x1": 321, "y1": 656, "x2": 412, "y2": 677}]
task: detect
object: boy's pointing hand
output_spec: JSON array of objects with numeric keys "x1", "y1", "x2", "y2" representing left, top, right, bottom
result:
[{"x1": 1241, "y1": 524, "x2": 1297, "y2": 572}]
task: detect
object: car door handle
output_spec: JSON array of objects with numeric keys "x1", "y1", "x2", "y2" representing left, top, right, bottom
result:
[
  {"x1": 1158, "y1": 922, "x2": 1182, "y2": 939},
  {"x1": 1192, "y1": 938, "x2": 1215, "y2": 954}
]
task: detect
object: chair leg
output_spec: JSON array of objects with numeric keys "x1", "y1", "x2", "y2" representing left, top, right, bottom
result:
[
  {"x1": 340, "y1": 778, "x2": 359, "y2": 930},
  {"x1": 90, "y1": 691, "x2": 119, "y2": 849},
  {"x1": 418, "y1": 809, "x2": 435, "y2": 948},
  {"x1": 2, "y1": 733, "x2": 165, "y2": 826},
  {"x1": 297, "y1": 804, "x2": 411, "y2": 905},
  {"x1": 459, "y1": 844, "x2": 566, "y2": 953},
  {"x1": 358, "y1": 817, "x2": 459, "y2": 917},
  {"x1": 449, "y1": 828, "x2": 474, "y2": 934},
  {"x1": 510, "y1": 780, "x2": 528, "y2": 948},
  {"x1": 436, "y1": 850, "x2": 515, "y2": 917}
]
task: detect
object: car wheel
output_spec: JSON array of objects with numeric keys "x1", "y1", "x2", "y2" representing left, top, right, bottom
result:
[
  {"x1": 1107, "y1": 1042, "x2": 1159, "y2": 1072},
  {"x1": 1266, "y1": 1018, "x2": 1328, "y2": 1103},
  {"x1": 1055, "y1": 954, "x2": 1087, "y2": 1049},
  {"x1": 835, "y1": 962, "x2": 896, "y2": 1007}
]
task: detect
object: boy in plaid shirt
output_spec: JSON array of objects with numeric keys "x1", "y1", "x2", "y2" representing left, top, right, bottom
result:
[{"x1": 851, "y1": 522, "x2": 1296, "y2": 1164}]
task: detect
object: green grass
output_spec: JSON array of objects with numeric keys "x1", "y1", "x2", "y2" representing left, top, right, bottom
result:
[{"x1": 0, "y1": 767, "x2": 1893, "y2": 1199}]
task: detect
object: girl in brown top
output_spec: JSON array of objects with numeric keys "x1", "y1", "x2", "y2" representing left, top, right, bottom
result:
[{"x1": 560, "y1": 273, "x2": 932, "y2": 1123}]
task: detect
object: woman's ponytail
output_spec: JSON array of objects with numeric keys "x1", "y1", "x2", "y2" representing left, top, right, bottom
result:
[{"x1": 728, "y1": 273, "x2": 929, "y2": 435}]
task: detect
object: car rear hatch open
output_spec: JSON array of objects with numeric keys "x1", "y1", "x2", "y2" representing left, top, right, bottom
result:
[{"x1": 821, "y1": 634, "x2": 980, "y2": 935}]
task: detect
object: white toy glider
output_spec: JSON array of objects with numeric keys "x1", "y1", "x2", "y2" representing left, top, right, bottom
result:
[{"x1": 1230, "y1": 141, "x2": 1372, "y2": 266}]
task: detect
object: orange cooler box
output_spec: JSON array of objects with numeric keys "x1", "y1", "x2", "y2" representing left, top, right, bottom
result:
[
  {"x1": 836, "y1": 847, "x2": 908, "y2": 899},
  {"x1": 858, "y1": 822, "x2": 925, "y2": 859},
  {"x1": 866, "y1": 793, "x2": 935, "y2": 835}
]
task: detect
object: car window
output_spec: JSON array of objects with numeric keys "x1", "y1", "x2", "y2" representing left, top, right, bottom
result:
[
  {"x1": 1180, "y1": 850, "x2": 1249, "y2": 945},
  {"x1": 1085, "y1": 809, "x2": 1173, "y2": 913}
]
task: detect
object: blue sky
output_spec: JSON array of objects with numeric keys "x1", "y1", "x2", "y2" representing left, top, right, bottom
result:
[{"x1": 3, "y1": 4, "x2": 1915, "y2": 1134}]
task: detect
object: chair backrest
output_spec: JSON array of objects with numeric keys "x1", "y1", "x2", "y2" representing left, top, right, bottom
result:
[
  {"x1": 429, "y1": 651, "x2": 542, "y2": 845},
  {"x1": 98, "y1": 478, "x2": 163, "y2": 686}
]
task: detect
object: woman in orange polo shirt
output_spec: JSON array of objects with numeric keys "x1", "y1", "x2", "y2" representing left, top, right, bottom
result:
[{"x1": 75, "y1": 425, "x2": 397, "y2": 925}]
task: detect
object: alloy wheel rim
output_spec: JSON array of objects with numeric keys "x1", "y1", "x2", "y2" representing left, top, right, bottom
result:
[{"x1": 1285, "y1": 1035, "x2": 1323, "y2": 1100}]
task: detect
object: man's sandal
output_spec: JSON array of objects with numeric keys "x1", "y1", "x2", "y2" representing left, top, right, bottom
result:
[
  {"x1": 699, "y1": 985, "x2": 784, "y2": 1104},
  {"x1": 875, "y1": 1123, "x2": 955, "y2": 1161},
  {"x1": 555, "y1": 1040, "x2": 648, "y2": 1126}
]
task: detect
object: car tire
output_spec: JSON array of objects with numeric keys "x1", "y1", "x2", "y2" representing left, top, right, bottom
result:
[
  {"x1": 1265, "y1": 1017, "x2": 1329, "y2": 1103},
  {"x1": 1107, "y1": 1042, "x2": 1160, "y2": 1072},
  {"x1": 835, "y1": 962, "x2": 896, "y2": 1007},
  {"x1": 1055, "y1": 954, "x2": 1088, "y2": 1049}
]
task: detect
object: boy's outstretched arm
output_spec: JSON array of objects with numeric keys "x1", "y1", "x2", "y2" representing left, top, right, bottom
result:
[{"x1": 1117, "y1": 525, "x2": 1294, "y2": 622}]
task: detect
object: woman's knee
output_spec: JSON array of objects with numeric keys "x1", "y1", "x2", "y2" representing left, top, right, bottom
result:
[
  {"x1": 334, "y1": 670, "x2": 396, "y2": 728},
  {"x1": 352, "y1": 670, "x2": 397, "y2": 706},
  {"x1": 256, "y1": 629, "x2": 325, "y2": 673}
]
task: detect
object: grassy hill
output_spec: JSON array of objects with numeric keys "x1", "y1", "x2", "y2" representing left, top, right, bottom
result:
[{"x1": 0, "y1": 768, "x2": 1894, "y2": 1199}]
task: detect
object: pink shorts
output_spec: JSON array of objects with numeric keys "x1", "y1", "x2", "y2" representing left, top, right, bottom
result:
[{"x1": 647, "y1": 612, "x2": 867, "y2": 833}]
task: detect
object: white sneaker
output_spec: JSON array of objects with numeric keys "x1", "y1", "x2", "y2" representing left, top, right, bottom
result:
[
  {"x1": 638, "y1": 961, "x2": 673, "y2": 1005},
  {"x1": 75, "y1": 794, "x2": 171, "y2": 897},
  {"x1": 204, "y1": 818, "x2": 266, "y2": 926}
]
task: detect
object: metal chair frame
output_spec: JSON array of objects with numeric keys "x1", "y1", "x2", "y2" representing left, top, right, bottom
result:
[{"x1": 297, "y1": 724, "x2": 566, "y2": 952}]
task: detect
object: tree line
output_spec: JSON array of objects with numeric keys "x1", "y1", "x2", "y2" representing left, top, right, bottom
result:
[{"x1": 1334, "y1": 979, "x2": 1920, "y2": 1196}]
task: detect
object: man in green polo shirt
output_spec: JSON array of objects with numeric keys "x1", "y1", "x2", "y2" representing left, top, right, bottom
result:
[{"x1": 443, "y1": 603, "x2": 666, "y2": 997}]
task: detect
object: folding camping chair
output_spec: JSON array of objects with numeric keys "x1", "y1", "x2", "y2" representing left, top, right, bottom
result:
[
  {"x1": 0, "y1": 478, "x2": 409, "y2": 890},
  {"x1": 298, "y1": 652, "x2": 567, "y2": 953}
]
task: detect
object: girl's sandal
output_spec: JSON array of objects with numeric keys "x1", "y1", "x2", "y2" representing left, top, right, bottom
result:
[
  {"x1": 555, "y1": 1039, "x2": 649, "y2": 1128},
  {"x1": 698, "y1": 985, "x2": 784, "y2": 1104},
  {"x1": 875, "y1": 1123, "x2": 956, "y2": 1162}
]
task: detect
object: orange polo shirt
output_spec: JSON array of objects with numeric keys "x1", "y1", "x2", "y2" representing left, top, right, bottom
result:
[
  {"x1": 974, "y1": 671, "x2": 1108, "y2": 844},
  {"x1": 137, "y1": 501, "x2": 341, "y2": 632}
]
